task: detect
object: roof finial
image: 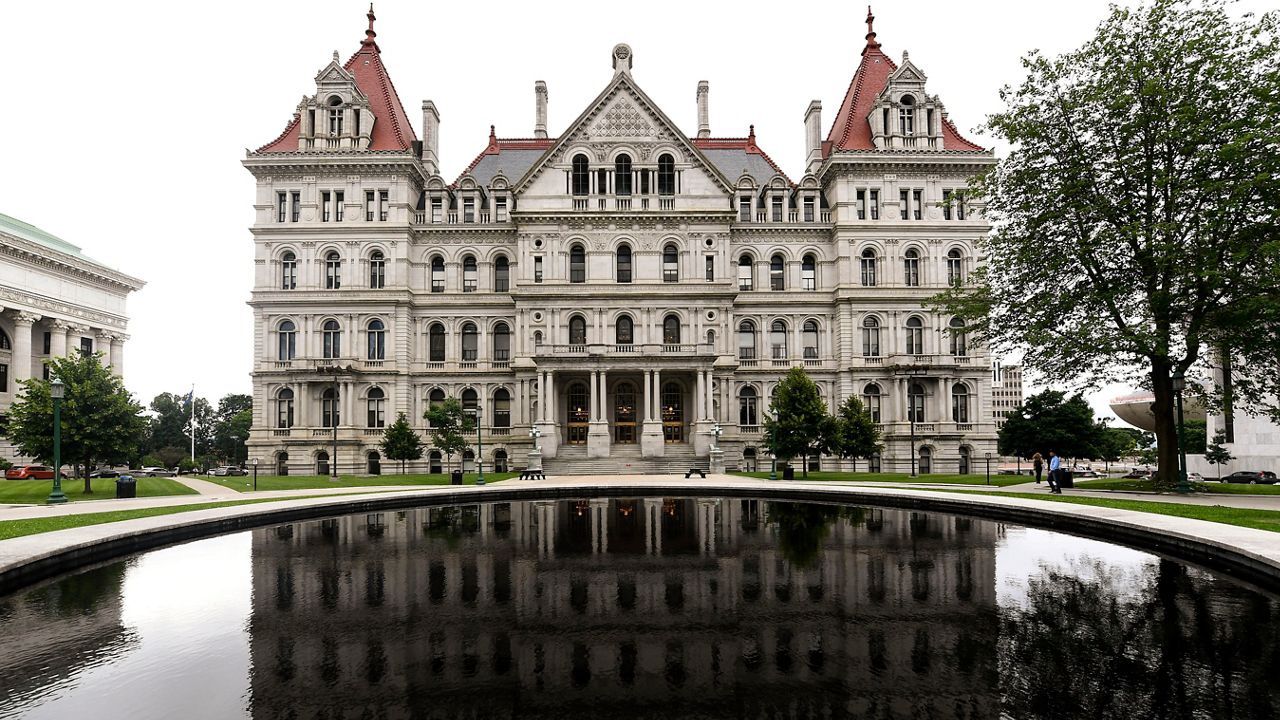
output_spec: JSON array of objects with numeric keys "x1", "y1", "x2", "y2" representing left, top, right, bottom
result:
[
  {"x1": 747, "y1": 124, "x2": 756, "y2": 148},
  {"x1": 363, "y1": 4, "x2": 377, "y2": 46},
  {"x1": 865, "y1": 6, "x2": 880, "y2": 50}
]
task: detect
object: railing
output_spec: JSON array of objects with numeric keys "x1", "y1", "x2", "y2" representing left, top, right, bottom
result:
[
  {"x1": 312, "y1": 429, "x2": 333, "y2": 437},
  {"x1": 572, "y1": 198, "x2": 589, "y2": 210},
  {"x1": 273, "y1": 361, "x2": 293, "y2": 369},
  {"x1": 615, "y1": 198, "x2": 631, "y2": 211},
  {"x1": 915, "y1": 423, "x2": 936, "y2": 432},
  {"x1": 739, "y1": 358, "x2": 759, "y2": 367},
  {"x1": 771, "y1": 359, "x2": 790, "y2": 367},
  {"x1": 364, "y1": 428, "x2": 384, "y2": 437},
  {"x1": 739, "y1": 425, "x2": 761, "y2": 434},
  {"x1": 566, "y1": 344, "x2": 587, "y2": 354},
  {"x1": 955, "y1": 423, "x2": 974, "y2": 431},
  {"x1": 804, "y1": 359, "x2": 823, "y2": 368},
  {"x1": 459, "y1": 361, "x2": 477, "y2": 369},
  {"x1": 424, "y1": 361, "x2": 444, "y2": 370},
  {"x1": 362, "y1": 360, "x2": 384, "y2": 369},
  {"x1": 492, "y1": 361, "x2": 510, "y2": 370},
  {"x1": 536, "y1": 342, "x2": 714, "y2": 357},
  {"x1": 272, "y1": 429, "x2": 291, "y2": 437},
  {"x1": 614, "y1": 344, "x2": 636, "y2": 353},
  {"x1": 490, "y1": 428, "x2": 511, "y2": 437}
]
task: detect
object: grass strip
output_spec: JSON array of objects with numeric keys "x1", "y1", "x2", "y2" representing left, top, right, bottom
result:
[
  {"x1": 0, "y1": 478, "x2": 198, "y2": 505},
  {"x1": 1076, "y1": 478, "x2": 1280, "y2": 495},
  {"x1": 202, "y1": 473, "x2": 515, "y2": 493},
  {"x1": 731, "y1": 471, "x2": 1027, "y2": 487}
]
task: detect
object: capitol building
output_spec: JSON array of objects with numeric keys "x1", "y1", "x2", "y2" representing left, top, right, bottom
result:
[{"x1": 245, "y1": 9, "x2": 998, "y2": 476}]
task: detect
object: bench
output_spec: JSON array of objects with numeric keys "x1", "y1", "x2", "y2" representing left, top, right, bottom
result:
[
  {"x1": 519, "y1": 469, "x2": 546, "y2": 481},
  {"x1": 684, "y1": 468, "x2": 706, "y2": 479}
]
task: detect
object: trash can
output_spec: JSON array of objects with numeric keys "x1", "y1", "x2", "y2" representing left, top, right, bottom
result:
[
  {"x1": 1059, "y1": 470, "x2": 1075, "y2": 489},
  {"x1": 782, "y1": 465, "x2": 795, "y2": 481},
  {"x1": 115, "y1": 475, "x2": 136, "y2": 499},
  {"x1": 451, "y1": 470, "x2": 463, "y2": 486}
]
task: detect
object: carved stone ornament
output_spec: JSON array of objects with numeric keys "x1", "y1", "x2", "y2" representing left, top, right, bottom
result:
[{"x1": 591, "y1": 99, "x2": 654, "y2": 138}]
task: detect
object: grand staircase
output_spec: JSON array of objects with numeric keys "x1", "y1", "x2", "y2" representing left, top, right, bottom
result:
[{"x1": 541, "y1": 444, "x2": 709, "y2": 476}]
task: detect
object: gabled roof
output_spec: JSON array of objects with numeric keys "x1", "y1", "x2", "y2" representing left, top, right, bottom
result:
[
  {"x1": 693, "y1": 129, "x2": 793, "y2": 187},
  {"x1": 454, "y1": 127, "x2": 556, "y2": 187},
  {"x1": 824, "y1": 8, "x2": 983, "y2": 155},
  {"x1": 256, "y1": 8, "x2": 417, "y2": 154}
]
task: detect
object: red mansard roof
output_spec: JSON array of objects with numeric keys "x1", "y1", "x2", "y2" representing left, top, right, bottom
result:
[
  {"x1": 824, "y1": 8, "x2": 982, "y2": 155},
  {"x1": 256, "y1": 8, "x2": 417, "y2": 154}
]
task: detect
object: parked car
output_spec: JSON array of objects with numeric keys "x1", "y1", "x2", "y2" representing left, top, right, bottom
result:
[
  {"x1": 1072, "y1": 469, "x2": 1103, "y2": 479},
  {"x1": 1221, "y1": 470, "x2": 1279, "y2": 484},
  {"x1": 6, "y1": 464, "x2": 57, "y2": 480},
  {"x1": 137, "y1": 467, "x2": 175, "y2": 477},
  {"x1": 1187, "y1": 472, "x2": 1205, "y2": 483},
  {"x1": 213, "y1": 466, "x2": 246, "y2": 477},
  {"x1": 1121, "y1": 469, "x2": 1152, "y2": 479},
  {"x1": 88, "y1": 468, "x2": 121, "y2": 479}
]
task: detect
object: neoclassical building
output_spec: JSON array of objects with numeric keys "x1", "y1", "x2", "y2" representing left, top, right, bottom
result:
[
  {"x1": 0, "y1": 212, "x2": 142, "y2": 460},
  {"x1": 246, "y1": 9, "x2": 998, "y2": 476}
]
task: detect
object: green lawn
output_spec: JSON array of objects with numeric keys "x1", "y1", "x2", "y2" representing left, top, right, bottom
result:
[
  {"x1": 731, "y1": 471, "x2": 1027, "y2": 487},
  {"x1": 1076, "y1": 478, "x2": 1280, "y2": 495},
  {"x1": 955, "y1": 490, "x2": 1280, "y2": 533},
  {"x1": 202, "y1": 472, "x2": 516, "y2": 493},
  {"x1": 0, "y1": 477, "x2": 198, "y2": 505}
]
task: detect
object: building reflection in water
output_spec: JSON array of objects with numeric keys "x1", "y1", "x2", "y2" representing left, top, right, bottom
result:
[{"x1": 248, "y1": 498, "x2": 999, "y2": 719}]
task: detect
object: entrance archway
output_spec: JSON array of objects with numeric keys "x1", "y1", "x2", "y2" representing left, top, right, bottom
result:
[
  {"x1": 367, "y1": 451, "x2": 381, "y2": 475},
  {"x1": 661, "y1": 382, "x2": 684, "y2": 443},
  {"x1": 429, "y1": 450, "x2": 442, "y2": 474},
  {"x1": 742, "y1": 447, "x2": 757, "y2": 472},
  {"x1": 567, "y1": 381, "x2": 589, "y2": 444},
  {"x1": 316, "y1": 451, "x2": 330, "y2": 476},
  {"x1": 494, "y1": 449, "x2": 508, "y2": 472},
  {"x1": 275, "y1": 451, "x2": 289, "y2": 476},
  {"x1": 614, "y1": 381, "x2": 637, "y2": 444}
]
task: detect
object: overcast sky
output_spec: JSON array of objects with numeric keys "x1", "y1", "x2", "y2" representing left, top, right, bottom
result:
[{"x1": 3, "y1": 0, "x2": 1272, "y2": 419}]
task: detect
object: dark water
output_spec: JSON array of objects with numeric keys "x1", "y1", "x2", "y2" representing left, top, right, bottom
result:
[{"x1": 1, "y1": 498, "x2": 1278, "y2": 720}]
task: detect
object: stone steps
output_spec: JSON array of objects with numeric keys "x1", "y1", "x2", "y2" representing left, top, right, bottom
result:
[{"x1": 542, "y1": 445, "x2": 707, "y2": 475}]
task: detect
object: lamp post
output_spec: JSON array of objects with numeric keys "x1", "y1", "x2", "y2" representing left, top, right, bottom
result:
[
  {"x1": 1172, "y1": 369, "x2": 1190, "y2": 494},
  {"x1": 46, "y1": 378, "x2": 67, "y2": 505},
  {"x1": 984, "y1": 452, "x2": 992, "y2": 486},
  {"x1": 468, "y1": 406, "x2": 485, "y2": 485},
  {"x1": 316, "y1": 365, "x2": 343, "y2": 481},
  {"x1": 711, "y1": 423, "x2": 722, "y2": 450},
  {"x1": 251, "y1": 457, "x2": 259, "y2": 492},
  {"x1": 769, "y1": 451, "x2": 777, "y2": 482},
  {"x1": 530, "y1": 425, "x2": 541, "y2": 451},
  {"x1": 893, "y1": 365, "x2": 926, "y2": 478}
]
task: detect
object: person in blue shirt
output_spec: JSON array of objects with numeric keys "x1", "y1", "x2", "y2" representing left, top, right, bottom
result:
[{"x1": 1047, "y1": 449, "x2": 1063, "y2": 494}]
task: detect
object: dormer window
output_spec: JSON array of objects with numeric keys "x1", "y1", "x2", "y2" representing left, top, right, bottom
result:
[
  {"x1": 327, "y1": 96, "x2": 343, "y2": 137},
  {"x1": 899, "y1": 95, "x2": 916, "y2": 136}
]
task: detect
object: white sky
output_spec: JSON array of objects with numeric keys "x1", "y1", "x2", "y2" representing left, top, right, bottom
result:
[{"x1": 3, "y1": 0, "x2": 1273, "y2": 419}]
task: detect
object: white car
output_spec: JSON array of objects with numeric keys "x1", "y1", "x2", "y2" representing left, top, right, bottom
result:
[
  {"x1": 139, "y1": 467, "x2": 175, "y2": 477},
  {"x1": 1187, "y1": 472, "x2": 1205, "y2": 483}
]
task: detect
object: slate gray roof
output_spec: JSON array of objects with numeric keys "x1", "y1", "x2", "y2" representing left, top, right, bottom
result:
[
  {"x1": 465, "y1": 149, "x2": 548, "y2": 187},
  {"x1": 700, "y1": 149, "x2": 790, "y2": 187}
]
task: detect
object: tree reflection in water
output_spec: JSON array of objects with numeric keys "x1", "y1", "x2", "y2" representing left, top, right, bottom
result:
[
  {"x1": 999, "y1": 558, "x2": 1280, "y2": 720},
  {"x1": 767, "y1": 501, "x2": 865, "y2": 567}
]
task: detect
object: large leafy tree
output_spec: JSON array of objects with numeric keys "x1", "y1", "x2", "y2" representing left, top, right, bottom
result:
[
  {"x1": 381, "y1": 413, "x2": 424, "y2": 474},
  {"x1": 6, "y1": 352, "x2": 146, "y2": 492},
  {"x1": 829, "y1": 395, "x2": 882, "y2": 462},
  {"x1": 424, "y1": 398, "x2": 471, "y2": 473},
  {"x1": 763, "y1": 367, "x2": 831, "y2": 478},
  {"x1": 212, "y1": 393, "x2": 253, "y2": 464},
  {"x1": 998, "y1": 390, "x2": 1104, "y2": 461},
  {"x1": 935, "y1": 0, "x2": 1280, "y2": 484},
  {"x1": 146, "y1": 392, "x2": 213, "y2": 458}
]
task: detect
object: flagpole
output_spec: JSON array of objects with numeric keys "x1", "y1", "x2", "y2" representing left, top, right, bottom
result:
[{"x1": 189, "y1": 385, "x2": 196, "y2": 463}]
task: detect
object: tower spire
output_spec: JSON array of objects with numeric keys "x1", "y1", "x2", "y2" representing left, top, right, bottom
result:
[
  {"x1": 864, "y1": 6, "x2": 880, "y2": 51},
  {"x1": 363, "y1": 4, "x2": 378, "y2": 47}
]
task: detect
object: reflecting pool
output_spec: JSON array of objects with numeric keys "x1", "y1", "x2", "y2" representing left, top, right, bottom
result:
[{"x1": 1, "y1": 498, "x2": 1277, "y2": 719}]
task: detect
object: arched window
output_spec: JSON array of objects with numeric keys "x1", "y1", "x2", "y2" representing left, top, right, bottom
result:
[
  {"x1": 738, "y1": 386, "x2": 759, "y2": 426},
  {"x1": 430, "y1": 256, "x2": 445, "y2": 293},
  {"x1": 281, "y1": 252, "x2": 297, "y2": 290},
  {"x1": 958, "y1": 446, "x2": 971, "y2": 474},
  {"x1": 899, "y1": 94, "x2": 916, "y2": 136},
  {"x1": 908, "y1": 383, "x2": 926, "y2": 423},
  {"x1": 862, "y1": 383, "x2": 882, "y2": 422},
  {"x1": 569, "y1": 244, "x2": 586, "y2": 283},
  {"x1": 769, "y1": 254, "x2": 785, "y2": 291},
  {"x1": 366, "y1": 318, "x2": 385, "y2": 360},
  {"x1": 904, "y1": 248, "x2": 921, "y2": 287},
  {"x1": 494, "y1": 256, "x2": 510, "y2": 292},
  {"x1": 568, "y1": 315, "x2": 587, "y2": 345},
  {"x1": 769, "y1": 320, "x2": 788, "y2": 359},
  {"x1": 737, "y1": 254, "x2": 754, "y2": 291},
  {"x1": 493, "y1": 449, "x2": 509, "y2": 473},
  {"x1": 862, "y1": 316, "x2": 881, "y2": 357},
  {"x1": 461, "y1": 323, "x2": 478, "y2": 361},
  {"x1": 801, "y1": 254, "x2": 817, "y2": 290},
  {"x1": 952, "y1": 383, "x2": 970, "y2": 423},
  {"x1": 493, "y1": 388, "x2": 511, "y2": 428},
  {"x1": 860, "y1": 249, "x2": 878, "y2": 287},
  {"x1": 367, "y1": 387, "x2": 386, "y2": 428},
  {"x1": 737, "y1": 320, "x2": 756, "y2": 360},
  {"x1": 662, "y1": 244, "x2": 679, "y2": 282},
  {"x1": 322, "y1": 388, "x2": 340, "y2": 427},
  {"x1": 615, "y1": 154, "x2": 632, "y2": 196},
  {"x1": 428, "y1": 323, "x2": 446, "y2": 362},
  {"x1": 427, "y1": 388, "x2": 446, "y2": 426},
  {"x1": 905, "y1": 316, "x2": 924, "y2": 355},
  {"x1": 663, "y1": 315, "x2": 681, "y2": 345},
  {"x1": 492, "y1": 323, "x2": 510, "y2": 361},
  {"x1": 322, "y1": 319, "x2": 341, "y2": 359},
  {"x1": 369, "y1": 251, "x2": 385, "y2": 289},
  {"x1": 461, "y1": 388, "x2": 478, "y2": 415},
  {"x1": 947, "y1": 248, "x2": 964, "y2": 286},
  {"x1": 462, "y1": 255, "x2": 478, "y2": 292},
  {"x1": 428, "y1": 450, "x2": 442, "y2": 473},
  {"x1": 325, "y1": 251, "x2": 342, "y2": 289},
  {"x1": 276, "y1": 388, "x2": 294, "y2": 428},
  {"x1": 657, "y1": 154, "x2": 676, "y2": 195},
  {"x1": 277, "y1": 320, "x2": 296, "y2": 361},
  {"x1": 949, "y1": 317, "x2": 968, "y2": 357},
  {"x1": 315, "y1": 451, "x2": 330, "y2": 476},
  {"x1": 918, "y1": 446, "x2": 932, "y2": 474},
  {"x1": 615, "y1": 315, "x2": 634, "y2": 346},
  {"x1": 616, "y1": 244, "x2": 632, "y2": 283},
  {"x1": 802, "y1": 320, "x2": 820, "y2": 359},
  {"x1": 571, "y1": 154, "x2": 590, "y2": 196}
]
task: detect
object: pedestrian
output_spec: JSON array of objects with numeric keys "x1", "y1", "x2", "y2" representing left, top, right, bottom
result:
[
  {"x1": 1047, "y1": 450, "x2": 1062, "y2": 494},
  {"x1": 1032, "y1": 452, "x2": 1043, "y2": 484}
]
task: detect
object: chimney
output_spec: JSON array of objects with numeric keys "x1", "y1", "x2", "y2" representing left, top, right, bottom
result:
[
  {"x1": 696, "y1": 81, "x2": 710, "y2": 138},
  {"x1": 534, "y1": 81, "x2": 548, "y2": 139},
  {"x1": 804, "y1": 100, "x2": 823, "y2": 174},
  {"x1": 421, "y1": 100, "x2": 440, "y2": 175}
]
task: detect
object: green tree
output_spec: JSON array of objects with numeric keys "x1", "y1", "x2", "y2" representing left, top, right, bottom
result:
[
  {"x1": 997, "y1": 390, "x2": 1104, "y2": 461},
  {"x1": 6, "y1": 352, "x2": 146, "y2": 492},
  {"x1": 146, "y1": 392, "x2": 213, "y2": 459},
  {"x1": 381, "y1": 413, "x2": 424, "y2": 474},
  {"x1": 1097, "y1": 425, "x2": 1139, "y2": 472},
  {"x1": 1204, "y1": 431, "x2": 1233, "y2": 482},
  {"x1": 933, "y1": 0, "x2": 1280, "y2": 485},
  {"x1": 425, "y1": 398, "x2": 470, "y2": 473},
  {"x1": 763, "y1": 367, "x2": 831, "y2": 479},
  {"x1": 1182, "y1": 419, "x2": 1207, "y2": 455},
  {"x1": 212, "y1": 393, "x2": 253, "y2": 464},
  {"x1": 829, "y1": 395, "x2": 882, "y2": 464}
]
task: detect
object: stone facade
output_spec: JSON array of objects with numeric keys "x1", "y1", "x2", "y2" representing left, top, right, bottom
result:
[
  {"x1": 0, "y1": 213, "x2": 143, "y2": 461},
  {"x1": 245, "y1": 10, "x2": 998, "y2": 476}
]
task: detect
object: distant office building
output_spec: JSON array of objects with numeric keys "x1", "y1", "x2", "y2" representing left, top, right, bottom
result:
[{"x1": 990, "y1": 362, "x2": 1022, "y2": 429}]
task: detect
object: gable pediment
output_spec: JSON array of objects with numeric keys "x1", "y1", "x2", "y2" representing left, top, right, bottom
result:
[{"x1": 315, "y1": 59, "x2": 357, "y2": 88}]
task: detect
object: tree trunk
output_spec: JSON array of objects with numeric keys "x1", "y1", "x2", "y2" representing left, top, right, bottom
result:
[
  {"x1": 83, "y1": 461, "x2": 92, "y2": 494},
  {"x1": 1149, "y1": 361, "x2": 1181, "y2": 485}
]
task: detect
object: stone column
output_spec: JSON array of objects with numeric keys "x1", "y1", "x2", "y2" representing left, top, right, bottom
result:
[
  {"x1": 588, "y1": 369, "x2": 610, "y2": 458},
  {"x1": 11, "y1": 312, "x2": 38, "y2": 382},
  {"x1": 641, "y1": 369, "x2": 665, "y2": 458},
  {"x1": 96, "y1": 331, "x2": 113, "y2": 368},
  {"x1": 110, "y1": 335, "x2": 126, "y2": 378},
  {"x1": 48, "y1": 320, "x2": 68, "y2": 358}
]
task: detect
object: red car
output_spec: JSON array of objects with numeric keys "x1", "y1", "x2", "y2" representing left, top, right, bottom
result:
[{"x1": 6, "y1": 464, "x2": 57, "y2": 480}]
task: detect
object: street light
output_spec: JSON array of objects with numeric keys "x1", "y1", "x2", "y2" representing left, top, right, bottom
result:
[
  {"x1": 769, "y1": 451, "x2": 777, "y2": 482},
  {"x1": 251, "y1": 457, "x2": 259, "y2": 492},
  {"x1": 893, "y1": 364, "x2": 927, "y2": 478},
  {"x1": 46, "y1": 378, "x2": 67, "y2": 505},
  {"x1": 711, "y1": 422, "x2": 722, "y2": 450},
  {"x1": 316, "y1": 365, "x2": 344, "y2": 481},
  {"x1": 468, "y1": 405, "x2": 485, "y2": 485},
  {"x1": 1172, "y1": 369, "x2": 1190, "y2": 494},
  {"x1": 984, "y1": 452, "x2": 992, "y2": 486},
  {"x1": 530, "y1": 425, "x2": 541, "y2": 451}
]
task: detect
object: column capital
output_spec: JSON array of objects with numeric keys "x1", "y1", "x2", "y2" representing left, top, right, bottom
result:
[
  {"x1": 48, "y1": 319, "x2": 72, "y2": 331},
  {"x1": 13, "y1": 311, "x2": 41, "y2": 326}
]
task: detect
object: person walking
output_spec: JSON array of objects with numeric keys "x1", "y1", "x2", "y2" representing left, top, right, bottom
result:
[
  {"x1": 1032, "y1": 452, "x2": 1044, "y2": 484},
  {"x1": 1047, "y1": 450, "x2": 1062, "y2": 494}
]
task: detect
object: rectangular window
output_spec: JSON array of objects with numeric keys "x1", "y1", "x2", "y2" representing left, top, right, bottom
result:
[
  {"x1": 771, "y1": 197, "x2": 783, "y2": 222},
  {"x1": 335, "y1": 191, "x2": 344, "y2": 221},
  {"x1": 378, "y1": 191, "x2": 389, "y2": 221},
  {"x1": 365, "y1": 190, "x2": 375, "y2": 221},
  {"x1": 321, "y1": 191, "x2": 332, "y2": 222},
  {"x1": 431, "y1": 198, "x2": 443, "y2": 223},
  {"x1": 857, "y1": 190, "x2": 866, "y2": 220},
  {"x1": 42, "y1": 363, "x2": 50, "y2": 381},
  {"x1": 277, "y1": 192, "x2": 287, "y2": 223},
  {"x1": 869, "y1": 190, "x2": 880, "y2": 219},
  {"x1": 495, "y1": 197, "x2": 507, "y2": 222},
  {"x1": 803, "y1": 198, "x2": 815, "y2": 222},
  {"x1": 290, "y1": 192, "x2": 300, "y2": 222},
  {"x1": 739, "y1": 197, "x2": 751, "y2": 222},
  {"x1": 900, "y1": 190, "x2": 909, "y2": 220},
  {"x1": 943, "y1": 190, "x2": 953, "y2": 220},
  {"x1": 913, "y1": 190, "x2": 923, "y2": 220},
  {"x1": 534, "y1": 257, "x2": 543, "y2": 283},
  {"x1": 463, "y1": 198, "x2": 475, "y2": 223},
  {"x1": 0, "y1": 363, "x2": 6, "y2": 392},
  {"x1": 705, "y1": 255, "x2": 714, "y2": 282},
  {"x1": 80, "y1": 337, "x2": 93, "y2": 356},
  {"x1": 956, "y1": 192, "x2": 966, "y2": 220},
  {"x1": 42, "y1": 332, "x2": 51, "y2": 355}
]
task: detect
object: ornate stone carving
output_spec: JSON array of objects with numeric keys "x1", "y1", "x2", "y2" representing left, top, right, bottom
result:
[
  {"x1": 13, "y1": 311, "x2": 41, "y2": 325},
  {"x1": 591, "y1": 99, "x2": 654, "y2": 138}
]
